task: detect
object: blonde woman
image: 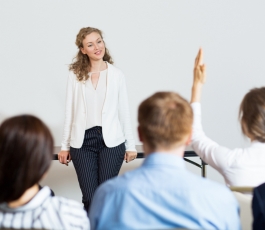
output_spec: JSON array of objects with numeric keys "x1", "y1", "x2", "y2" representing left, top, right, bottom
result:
[{"x1": 58, "y1": 27, "x2": 137, "y2": 211}]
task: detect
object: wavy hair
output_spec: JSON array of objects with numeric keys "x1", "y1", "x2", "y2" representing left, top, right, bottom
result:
[
  {"x1": 239, "y1": 87, "x2": 265, "y2": 142},
  {"x1": 69, "y1": 27, "x2": 113, "y2": 81}
]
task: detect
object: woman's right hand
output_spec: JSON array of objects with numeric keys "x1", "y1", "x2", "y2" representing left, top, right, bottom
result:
[
  {"x1": 191, "y1": 48, "x2": 206, "y2": 103},
  {"x1": 58, "y1": 151, "x2": 71, "y2": 166}
]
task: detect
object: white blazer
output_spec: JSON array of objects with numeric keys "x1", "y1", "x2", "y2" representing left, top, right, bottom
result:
[{"x1": 61, "y1": 62, "x2": 136, "y2": 152}]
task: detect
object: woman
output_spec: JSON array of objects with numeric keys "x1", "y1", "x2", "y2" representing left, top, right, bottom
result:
[
  {"x1": 0, "y1": 115, "x2": 89, "y2": 229},
  {"x1": 191, "y1": 48, "x2": 265, "y2": 187},
  {"x1": 58, "y1": 27, "x2": 137, "y2": 211}
]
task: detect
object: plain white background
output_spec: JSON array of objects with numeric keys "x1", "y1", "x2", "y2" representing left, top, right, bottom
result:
[{"x1": 1, "y1": 1, "x2": 265, "y2": 201}]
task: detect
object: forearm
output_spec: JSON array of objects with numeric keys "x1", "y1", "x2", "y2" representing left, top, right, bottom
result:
[{"x1": 191, "y1": 83, "x2": 203, "y2": 103}]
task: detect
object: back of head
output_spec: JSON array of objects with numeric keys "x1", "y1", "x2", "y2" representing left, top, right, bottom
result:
[
  {"x1": 138, "y1": 92, "x2": 193, "y2": 150},
  {"x1": 239, "y1": 87, "x2": 265, "y2": 142},
  {"x1": 0, "y1": 115, "x2": 53, "y2": 203}
]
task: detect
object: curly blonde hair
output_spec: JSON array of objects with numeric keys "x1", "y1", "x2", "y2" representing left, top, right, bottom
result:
[{"x1": 69, "y1": 27, "x2": 113, "y2": 81}]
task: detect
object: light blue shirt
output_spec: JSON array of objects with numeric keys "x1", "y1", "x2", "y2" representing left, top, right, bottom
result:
[{"x1": 89, "y1": 153, "x2": 241, "y2": 230}]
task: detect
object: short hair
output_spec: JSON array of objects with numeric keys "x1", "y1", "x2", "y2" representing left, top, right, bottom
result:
[
  {"x1": 138, "y1": 92, "x2": 193, "y2": 149},
  {"x1": 239, "y1": 87, "x2": 265, "y2": 142},
  {"x1": 0, "y1": 115, "x2": 54, "y2": 203}
]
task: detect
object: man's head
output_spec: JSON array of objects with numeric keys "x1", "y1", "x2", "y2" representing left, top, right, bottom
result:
[{"x1": 138, "y1": 92, "x2": 193, "y2": 153}]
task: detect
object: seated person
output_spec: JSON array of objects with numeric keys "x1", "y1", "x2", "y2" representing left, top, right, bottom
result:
[
  {"x1": 191, "y1": 49, "x2": 265, "y2": 187},
  {"x1": 89, "y1": 91, "x2": 240, "y2": 229},
  {"x1": 0, "y1": 115, "x2": 89, "y2": 229},
  {"x1": 252, "y1": 182, "x2": 265, "y2": 229}
]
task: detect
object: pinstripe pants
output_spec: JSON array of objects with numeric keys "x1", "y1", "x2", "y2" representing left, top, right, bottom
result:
[{"x1": 70, "y1": 126, "x2": 125, "y2": 212}]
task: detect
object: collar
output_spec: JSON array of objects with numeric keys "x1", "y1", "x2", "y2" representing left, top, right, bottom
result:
[
  {"x1": 0, "y1": 186, "x2": 51, "y2": 212},
  {"x1": 250, "y1": 140, "x2": 265, "y2": 148},
  {"x1": 142, "y1": 152, "x2": 186, "y2": 169}
]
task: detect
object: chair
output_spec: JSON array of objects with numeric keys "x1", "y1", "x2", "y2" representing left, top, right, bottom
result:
[{"x1": 231, "y1": 187, "x2": 253, "y2": 230}]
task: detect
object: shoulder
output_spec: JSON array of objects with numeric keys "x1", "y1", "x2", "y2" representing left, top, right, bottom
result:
[
  {"x1": 201, "y1": 178, "x2": 237, "y2": 203},
  {"x1": 49, "y1": 196, "x2": 89, "y2": 222},
  {"x1": 49, "y1": 196, "x2": 90, "y2": 228},
  {"x1": 50, "y1": 196, "x2": 84, "y2": 210},
  {"x1": 68, "y1": 71, "x2": 79, "y2": 82},
  {"x1": 183, "y1": 171, "x2": 236, "y2": 202},
  {"x1": 95, "y1": 170, "x2": 137, "y2": 196},
  {"x1": 254, "y1": 182, "x2": 265, "y2": 195},
  {"x1": 107, "y1": 63, "x2": 124, "y2": 78}
]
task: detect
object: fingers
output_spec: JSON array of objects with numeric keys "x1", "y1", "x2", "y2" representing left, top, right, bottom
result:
[
  {"x1": 68, "y1": 154, "x2": 72, "y2": 163},
  {"x1": 198, "y1": 48, "x2": 203, "y2": 65},
  {"x1": 58, "y1": 151, "x2": 70, "y2": 166},
  {"x1": 125, "y1": 151, "x2": 137, "y2": 163},
  {"x1": 194, "y1": 48, "x2": 203, "y2": 67}
]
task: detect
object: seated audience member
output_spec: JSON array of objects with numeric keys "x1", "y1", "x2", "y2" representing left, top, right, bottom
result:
[
  {"x1": 89, "y1": 91, "x2": 240, "y2": 229},
  {"x1": 191, "y1": 48, "x2": 265, "y2": 187},
  {"x1": 252, "y1": 182, "x2": 265, "y2": 229},
  {"x1": 0, "y1": 115, "x2": 89, "y2": 230}
]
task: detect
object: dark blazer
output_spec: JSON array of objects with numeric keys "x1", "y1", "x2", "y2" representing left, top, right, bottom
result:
[{"x1": 252, "y1": 182, "x2": 265, "y2": 229}]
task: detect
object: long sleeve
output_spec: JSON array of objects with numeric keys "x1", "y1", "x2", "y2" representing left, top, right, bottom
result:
[
  {"x1": 61, "y1": 72, "x2": 75, "y2": 151},
  {"x1": 191, "y1": 102, "x2": 234, "y2": 173},
  {"x1": 118, "y1": 74, "x2": 136, "y2": 152}
]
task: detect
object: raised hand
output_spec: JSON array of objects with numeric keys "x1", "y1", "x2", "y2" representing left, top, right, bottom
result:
[
  {"x1": 191, "y1": 48, "x2": 206, "y2": 103},
  {"x1": 193, "y1": 48, "x2": 206, "y2": 85}
]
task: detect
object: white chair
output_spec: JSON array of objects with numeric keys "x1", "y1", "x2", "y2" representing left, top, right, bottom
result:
[{"x1": 231, "y1": 189, "x2": 253, "y2": 230}]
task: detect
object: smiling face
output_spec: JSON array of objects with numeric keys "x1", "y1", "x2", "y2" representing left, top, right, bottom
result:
[{"x1": 80, "y1": 32, "x2": 105, "y2": 61}]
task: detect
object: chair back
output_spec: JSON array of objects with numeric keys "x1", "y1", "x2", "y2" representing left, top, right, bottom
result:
[{"x1": 232, "y1": 190, "x2": 253, "y2": 230}]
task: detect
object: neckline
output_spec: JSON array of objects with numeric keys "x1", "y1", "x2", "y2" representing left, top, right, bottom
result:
[
  {"x1": 88, "y1": 61, "x2": 108, "y2": 75},
  {"x1": 88, "y1": 68, "x2": 108, "y2": 75}
]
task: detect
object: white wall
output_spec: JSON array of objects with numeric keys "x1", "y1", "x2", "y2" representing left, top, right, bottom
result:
[{"x1": 1, "y1": 1, "x2": 264, "y2": 197}]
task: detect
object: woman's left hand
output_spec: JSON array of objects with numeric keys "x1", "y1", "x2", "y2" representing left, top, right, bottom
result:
[{"x1": 124, "y1": 151, "x2": 137, "y2": 163}]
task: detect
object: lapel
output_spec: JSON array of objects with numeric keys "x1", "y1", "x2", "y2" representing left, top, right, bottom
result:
[
  {"x1": 81, "y1": 62, "x2": 112, "y2": 112},
  {"x1": 102, "y1": 62, "x2": 112, "y2": 113},
  {"x1": 81, "y1": 76, "x2": 87, "y2": 112}
]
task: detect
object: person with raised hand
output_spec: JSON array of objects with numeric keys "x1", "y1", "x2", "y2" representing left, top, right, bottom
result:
[{"x1": 191, "y1": 48, "x2": 265, "y2": 187}]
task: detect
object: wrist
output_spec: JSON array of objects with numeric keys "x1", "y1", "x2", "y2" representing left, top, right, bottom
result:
[{"x1": 191, "y1": 85, "x2": 202, "y2": 103}]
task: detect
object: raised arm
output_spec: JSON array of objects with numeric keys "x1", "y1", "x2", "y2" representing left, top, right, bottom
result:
[
  {"x1": 191, "y1": 49, "x2": 232, "y2": 173},
  {"x1": 191, "y1": 48, "x2": 206, "y2": 103}
]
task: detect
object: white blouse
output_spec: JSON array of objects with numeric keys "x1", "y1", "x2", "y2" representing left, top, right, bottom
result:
[
  {"x1": 85, "y1": 69, "x2": 107, "y2": 129},
  {"x1": 191, "y1": 102, "x2": 265, "y2": 187}
]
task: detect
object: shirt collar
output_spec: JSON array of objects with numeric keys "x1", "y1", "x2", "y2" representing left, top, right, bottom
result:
[
  {"x1": 0, "y1": 186, "x2": 51, "y2": 212},
  {"x1": 142, "y1": 152, "x2": 186, "y2": 169},
  {"x1": 250, "y1": 140, "x2": 265, "y2": 148}
]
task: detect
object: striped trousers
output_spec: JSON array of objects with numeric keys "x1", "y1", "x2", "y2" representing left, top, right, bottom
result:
[{"x1": 70, "y1": 126, "x2": 125, "y2": 212}]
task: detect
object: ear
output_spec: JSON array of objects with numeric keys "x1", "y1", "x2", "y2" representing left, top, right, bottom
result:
[
  {"x1": 80, "y1": 47, "x2": 86, "y2": 55},
  {"x1": 138, "y1": 126, "x2": 144, "y2": 142}
]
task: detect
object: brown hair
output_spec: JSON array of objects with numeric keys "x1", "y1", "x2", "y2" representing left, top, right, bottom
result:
[
  {"x1": 0, "y1": 115, "x2": 54, "y2": 203},
  {"x1": 69, "y1": 27, "x2": 113, "y2": 81},
  {"x1": 138, "y1": 92, "x2": 193, "y2": 150},
  {"x1": 239, "y1": 87, "x2": 265, "y2": 142}
]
